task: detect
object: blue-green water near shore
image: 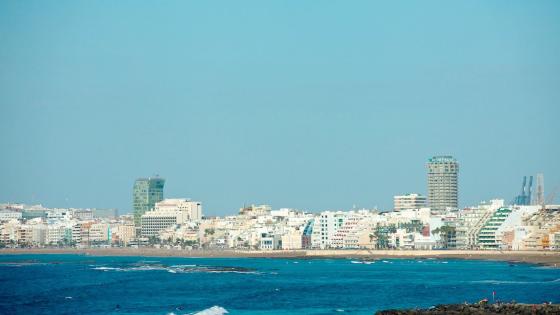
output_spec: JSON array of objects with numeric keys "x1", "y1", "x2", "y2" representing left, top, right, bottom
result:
[{"x1": 0, "y1": 254, "x2": 559, "y2": 314}]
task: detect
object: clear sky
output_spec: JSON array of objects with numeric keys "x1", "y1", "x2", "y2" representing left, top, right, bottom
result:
[{"x1": 1, "y1": 1, "x2": 559, "y2": 215}]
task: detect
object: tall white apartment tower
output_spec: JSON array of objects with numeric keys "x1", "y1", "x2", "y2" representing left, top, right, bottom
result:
[{"x1": 427, "y1": 156, "x2": 459, "y2": 213}]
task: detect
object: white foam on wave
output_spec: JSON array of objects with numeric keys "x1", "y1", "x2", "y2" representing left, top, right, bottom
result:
[
  {"x1": 92, "y1": 266, "x2": 123, "y2": 271},
  {"x1": 92, "y1": 265, "x2": 166, "y2": 272},
  {"x1": 128, "y1": 265, "x2": 168, "y2": 271},
  {"x1": 471, "y1": 278, "x2": 560, "y2": 285},
  {"x1": 192, "y1": 305, "x2": 228, "y2": 315},
  {"x1": 92, "y1": 264, "x2": 260, "y2": 275},
  {"x1": 532, "y1": 265, "x2": 557, "y2": 270},
  {"x1": 202, "y1": 270, "x2": 261, "y2": 274},
  {"x1": 351, "y1": 261, "x2": 375, "y2": 265}
]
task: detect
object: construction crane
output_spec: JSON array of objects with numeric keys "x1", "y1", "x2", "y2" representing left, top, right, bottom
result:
[{"x1": 513, "y1": 176, "x2": 533, "y2": 205}]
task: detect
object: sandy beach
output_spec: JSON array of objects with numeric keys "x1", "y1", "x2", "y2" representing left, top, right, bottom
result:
[{"x1": 1, "y1": 248, "x2": 560, "y2": 267}]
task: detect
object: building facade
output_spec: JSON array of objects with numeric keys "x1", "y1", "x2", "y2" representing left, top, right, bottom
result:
[
  {"x1": 393, "y1": 193, "x2": 427, "y2": 211},
  {"x1": 427, "y1": 156, "x2": 459, "y2": 213},
  {"x1": 455, "y1": 199, "x2": 503, "y2": 249},
  {"x1": 140, "y1": 199, "x2": 202, "y2": 237},
  {"x1": 477, "y1": 207, "x2": 512, "y2": 249},
  {"x1": 154, "y1": 199, "x2": 202, "y2": 221},
  {"x1": 133, "y1": 177, "x2": 165, "y2": 226}
]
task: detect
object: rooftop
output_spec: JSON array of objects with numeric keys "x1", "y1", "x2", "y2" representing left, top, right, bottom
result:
[{"x1": 428, "y1": 155, "x2": 457, "y2": 163}]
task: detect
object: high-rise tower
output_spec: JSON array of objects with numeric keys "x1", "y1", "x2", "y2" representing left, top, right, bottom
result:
[
  {"x1": 427, "y1": 156, "x2": 459, "y2": 213},
  {"x1": 133, "y1": 176, "x2": 165, "y2": 226}
]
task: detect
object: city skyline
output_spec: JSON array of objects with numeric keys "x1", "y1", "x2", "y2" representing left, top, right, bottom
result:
[
  {"x1": 0, "y1": 164, "x2": 555, "y2": 216},
  {"x1": 1, "y1": 1, "x2": 559, "y2": 215}
]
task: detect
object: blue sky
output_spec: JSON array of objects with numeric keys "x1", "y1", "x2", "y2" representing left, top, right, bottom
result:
[{"x1": 1, "y1": 1, "x2": 559, "y2": 215}]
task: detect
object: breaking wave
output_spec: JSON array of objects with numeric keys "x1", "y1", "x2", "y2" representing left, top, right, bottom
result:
[
  {"x1": 470, "y1": 278, "x2": 560, "y2": 285},
  {"x1": 350, "y1": 260, "x2": 375, "y2": 265},
  {"x1": 191, "y1": 305, "x2": 229, "y2": 315},
  {"x1": 92, "y1": 264, "x2": 259, "y2": 274}
]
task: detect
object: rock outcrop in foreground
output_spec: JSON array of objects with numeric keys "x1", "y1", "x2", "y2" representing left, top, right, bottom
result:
[{"x1": 376, "y1": 303, "x2": 560, "y2": 314}]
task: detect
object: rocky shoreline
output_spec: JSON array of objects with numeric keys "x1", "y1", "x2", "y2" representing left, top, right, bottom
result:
[{"x1": 376, "y1": 303, "x2": 560, "y2": 314}]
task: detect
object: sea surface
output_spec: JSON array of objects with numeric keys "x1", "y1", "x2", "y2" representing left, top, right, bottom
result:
[{"x1": 0, "y1": 254, "x2": 559, "y2": 314}]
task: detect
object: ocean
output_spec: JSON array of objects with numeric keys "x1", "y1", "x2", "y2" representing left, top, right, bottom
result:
[{"x1": 0, "y1": 254, "x2": 559, "y2": 314}]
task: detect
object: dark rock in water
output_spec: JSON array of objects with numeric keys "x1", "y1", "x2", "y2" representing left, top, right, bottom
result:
[{"x1": 375, "y1": 303, "x2": 560, "y2": 314}]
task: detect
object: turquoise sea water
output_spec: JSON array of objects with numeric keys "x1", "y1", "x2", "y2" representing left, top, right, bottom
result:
[{"x1": 0, "y1": 254, "x2": 559, "y2": 314}]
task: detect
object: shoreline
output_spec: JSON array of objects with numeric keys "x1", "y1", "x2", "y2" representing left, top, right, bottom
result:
[{"x1": 1, "y1": 248, "x2": 560, "y2": 267}]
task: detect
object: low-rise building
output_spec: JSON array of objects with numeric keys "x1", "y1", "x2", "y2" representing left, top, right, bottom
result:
[
  {"x1": 0, "y1": 210, "x2": 22, "y2": 221},
  {"x1": 281, "y1": 229, "x2": 303, "y2": 250},
  {"x1": 260, "y1": 233, "x2": 281, "y2": 250},
  {"x1": 113, "y1": 224, "x2": 136, "y2": 246}
]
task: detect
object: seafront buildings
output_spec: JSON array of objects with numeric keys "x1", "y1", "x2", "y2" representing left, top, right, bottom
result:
[
  {"x1": 1, "y1": 162, "x2": 558, "y2": 251},
  {"x1": 427, "y1": 156, "x2": 459, "y2": 213},
  {"x1": 2, "y1": 199, "x2": 558, "y2": 251}
]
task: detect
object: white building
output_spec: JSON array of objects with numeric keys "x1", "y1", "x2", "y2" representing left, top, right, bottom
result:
[
  {"x1": 393, "y1": 194, "x2": 427, "y2": 211},
  {"x1": 311, "y1": 211, "x2": 346, "y2": 249},
  {"x1": 332, "y1": 212, "x2": 366, "y2": 248},
  {"x1": 46, "y1": 224, "x2": 72, "y2": 245},
  {"x1": 281, "y1": 229, "x2": 303, "y2": 250},
  {"x1": 73, "y1": 210, "x2": 93, "y2": 221},
  {"x1": 260, "y1": 233, "x2": 281, "y2": 250},
  {"x1": 239, "y1": 204, "x2": 271, "y2": 217},
  {"x1": 46, "y1": 209, "x2": 73, "y2": 220},
  {"x1": 0, "y1": 219, "x2": 21, "y2": 243},
  {"x1": 342, "y1": 215, "x2": 381, "y2": 249},
  {"x1": 155, "y1": 199, "x2": 202, "y2": 221},
  {"x1": 113, "y1": 224, "x2": 136, "y2": 245},
  {"x1": 456, "y1": 199, "x2": 503, "y2": 249},
  {"x1": 89, "y1": 223, "x2": 111, "y2": 243},
  {"x1": 141, "y1": 199, "x2": 202, "y2": 237},
  {"x1": 0, "y1": 210, "x2": 22, "y2": 221}
]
